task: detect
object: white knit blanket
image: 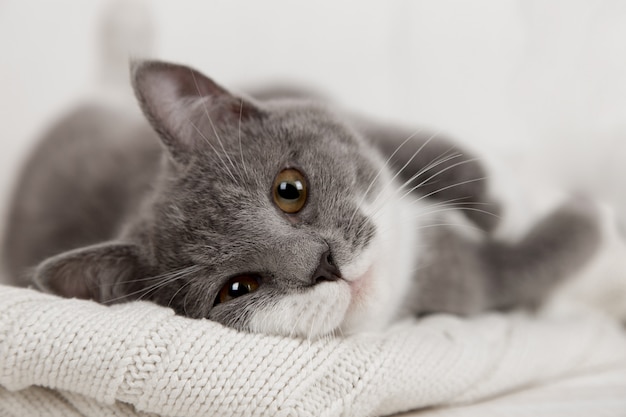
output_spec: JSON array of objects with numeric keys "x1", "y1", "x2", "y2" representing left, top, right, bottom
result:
[{"x1": 1, "y1": 284, "x2": 625, "y2": 417}]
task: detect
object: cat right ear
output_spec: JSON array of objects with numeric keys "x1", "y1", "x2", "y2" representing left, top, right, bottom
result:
[
  {"x1": 32, "y1": 242, "x2": 147, "y2": 303},
  {"x1": 131, "y1": 60, "x2": 262, "y2": 163}
]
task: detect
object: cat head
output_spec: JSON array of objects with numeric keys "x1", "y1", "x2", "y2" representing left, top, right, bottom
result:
[{"x1": 34, "y1": 60, "x2": 415, "y2": 338}]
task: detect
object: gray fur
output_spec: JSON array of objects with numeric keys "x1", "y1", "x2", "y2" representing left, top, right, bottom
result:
[
  {"x1": 2, "y1": 104, "x2": 161, "y2": 285},
  {"x1": 409, "y1": 197, "x2": 601, "y2": 315},
  {"x1": 1, "y1": 60, "x2": 601, "y2": 335}
]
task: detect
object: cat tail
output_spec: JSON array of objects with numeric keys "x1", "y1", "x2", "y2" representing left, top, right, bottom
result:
[{"x1": 482, "y1": 195, "x2": 603, "y2": 310}]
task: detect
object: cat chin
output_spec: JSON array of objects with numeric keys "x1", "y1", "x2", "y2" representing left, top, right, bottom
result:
[{"x1": 247, "y1": 281, "x2": 352, "y2": 339}]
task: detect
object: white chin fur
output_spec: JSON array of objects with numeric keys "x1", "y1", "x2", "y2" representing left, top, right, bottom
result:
[{"x1": 248, "y1": 281, "x2": 352, "y2": 339}]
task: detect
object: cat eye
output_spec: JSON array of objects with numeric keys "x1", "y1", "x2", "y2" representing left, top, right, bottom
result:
[
  {"x1": 273, "y1": 168, "x2": 307, "y2": 214},
  {"x1": 215, "y1": 275, "x2": 261, "y2": 305}
]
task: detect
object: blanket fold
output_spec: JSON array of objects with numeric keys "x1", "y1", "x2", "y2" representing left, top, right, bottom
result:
[{"x1": 1, "y1": 284, "x2": 625, "y2": 417}]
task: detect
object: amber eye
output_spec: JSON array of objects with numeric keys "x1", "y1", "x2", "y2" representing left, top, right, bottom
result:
[
  {"x1": 215, "y1": 275, "x2": 261, "y2": 305},
  {"x1": 273, "y1": 168, "x2": 307, "y2": 214}
]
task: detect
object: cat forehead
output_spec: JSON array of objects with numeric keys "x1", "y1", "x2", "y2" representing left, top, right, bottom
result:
[
  {"x1": 262, "y1": 104, "x2": 366, "y2": 161},
  {"x1": 187, "y1": 102, "x2": 363, "y2": 165},
  {"x1": 259, "y1": 100, "x2": 357, "y2": 140}
]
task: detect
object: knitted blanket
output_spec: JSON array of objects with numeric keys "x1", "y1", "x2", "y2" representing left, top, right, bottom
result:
[{"x1": 1, "y1": 284, "x2": 625, "y2": 417}]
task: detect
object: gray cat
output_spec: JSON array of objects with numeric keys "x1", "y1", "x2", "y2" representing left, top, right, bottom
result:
[{"x1": 1, "y1": 61, "x2": 601, "y2": 338}]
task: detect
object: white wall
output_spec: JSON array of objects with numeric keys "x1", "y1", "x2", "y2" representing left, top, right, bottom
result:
[{"x1": 1, "y1": 0, "x2": 626, "y2": 232}]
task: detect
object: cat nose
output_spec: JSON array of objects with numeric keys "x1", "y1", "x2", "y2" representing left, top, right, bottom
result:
[{"x1": 311, "y1": 250, "x2": 342, "y2": 284}]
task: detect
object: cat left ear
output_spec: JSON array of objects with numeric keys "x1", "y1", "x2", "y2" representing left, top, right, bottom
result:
[
  {"x1": 131, "y1": 60, "x2": 262, "y2": 162},
  {"x1": 32, "y1": 242, "x2": 147, "y2": 303}
]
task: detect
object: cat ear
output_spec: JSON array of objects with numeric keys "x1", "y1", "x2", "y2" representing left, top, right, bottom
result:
[
  {"x1": 131, "y1": 60, "x2": 262, "y2": 162},
  {"x1": 33, "y1": 242, "x2": 146, "y2": 302}
]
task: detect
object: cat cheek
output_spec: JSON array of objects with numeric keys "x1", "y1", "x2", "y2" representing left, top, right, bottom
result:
[{"x1": 346, "y1": 266, "x2": 375, "y2": 307}]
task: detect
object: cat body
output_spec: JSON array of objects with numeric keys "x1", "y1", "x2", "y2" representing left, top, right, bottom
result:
[{"x1": 1, "y1": 61, "x2": 601, "y2": 338}]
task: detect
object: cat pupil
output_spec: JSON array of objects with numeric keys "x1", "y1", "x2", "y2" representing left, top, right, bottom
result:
[
  {"x1": 229, "y1": 281, "x2": 250, "y2": 297},
  {"x1": 278, "y1": 182, "x2": 301, "y2": 200}
]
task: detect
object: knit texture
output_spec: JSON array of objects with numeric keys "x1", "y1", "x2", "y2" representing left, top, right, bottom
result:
[{"x1": 1, "y1": 284, "x2": 625, "y2": 417}]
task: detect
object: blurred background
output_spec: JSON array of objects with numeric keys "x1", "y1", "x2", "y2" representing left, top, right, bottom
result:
[{"x1": 1, "y1": 0, "x2": 626, "y2": 244}]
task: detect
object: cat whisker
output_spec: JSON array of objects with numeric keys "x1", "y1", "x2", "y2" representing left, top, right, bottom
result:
[
  {"x1": 136, "y1": 266, "x2": 203, "y2": 302},
  {"x1": 414, "y1": 206, "x2": 500, "y2": 221},
  {"x1": 417, "y1": 199, "x2": 498, "y2": 213},
  {"x1": 362, "y1": 176, "x2": 490, "y2": 230},
  {"x1": 364, "y1": 150, "x2": 463, "y2": 219},
  {"x1": 167, "y1": 280, "x2": 194, "y2": 309},
  {"x1": 183, "y1": 286, "x2": 192, "y2": 316},
  {"x1": 104, "y1": 265, "x2": 202, "y2": 304},
  {"x1": 110, "y1": 265, "x2": 198, "y2": 285},
  {"x1": 237, "y1": 98, "x2": 249, "y2": 181},
  {"x1": 359, "y1": 138, "x2": 456, "y2": 227},
  {"x1": 412, "y1": 176, "x2": 487, "y2": 205},
  {"x1": 366, "y1": 130, "x2": 443, "y2": 217},
  {"x1": 289, "y1": 304, "x2": 307, "y2": 338},
  {"x1": 307, "y1": 309, "x2": 317, "y2": 343},
  {"x1": 381, "y1": 130, "x2": 442, "y2": 192},
  {"x1": 190, "y1": 69, "x2": 244, "y2": 184},
  {"x1": 375, "y1": 142, "x2": 457, "y2": 215},
  {"x1": 349, "y1": 134, "x2": 450, "y2": 234},
  {"x1": 347, "y1": 127, "x2": 425, "y2": 230},
  {"x1": 415, "y1": 222, "x2": 486, "y2": 234},
  {"x1": 396, "y1": 152, "x2": 463, "y2": 196},
  {"x1": 355, "y1": 178, "x2": 494, "y2": 240},
  {"x1": 354, "y1": 168, "x2": 489, "y2": 233},
  {"x1": 431, "y1": 199, "x2": 494, "y2": 207},
  {"x1": 188, "y1": 120, "x2": 239, "y2": 184},
  {"x1": 416, "y1": 198, "x2": 478, "y2": 209},
  {"x1": 181, "y1": 279, "x2": 213, "y2": 318},
  {"x1": 368, "y1": 146, "x2": 482, "y2": 226},
  {"x1": 400, "y1": 157, "x2": 481, "y2": 202}
]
